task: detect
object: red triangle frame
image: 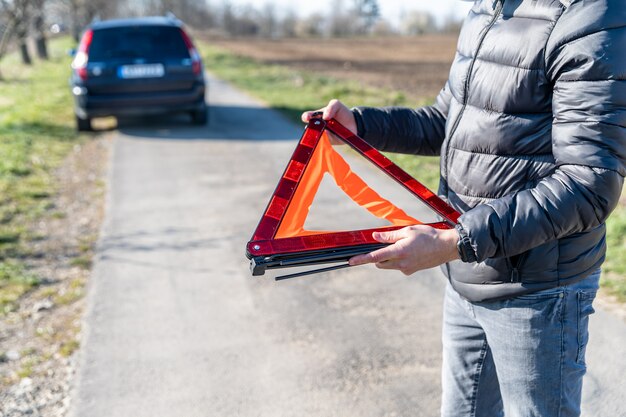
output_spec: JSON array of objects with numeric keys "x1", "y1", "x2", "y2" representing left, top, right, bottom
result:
[{"x1": 246, "y1": 117, "x2": 460, "y2": 275}]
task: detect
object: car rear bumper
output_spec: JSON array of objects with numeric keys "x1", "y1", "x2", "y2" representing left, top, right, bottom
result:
[{"x1": 74, "y1": 83, "x2": 206, "y2": 119}]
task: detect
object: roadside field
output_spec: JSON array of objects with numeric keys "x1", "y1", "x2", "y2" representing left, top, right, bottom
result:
[
  {"x1": 206, "y1": 36, "x2": 457, "y2": 102},
  {"x1": 199, "y1": 37, "x2": 625, "y2": 302}
]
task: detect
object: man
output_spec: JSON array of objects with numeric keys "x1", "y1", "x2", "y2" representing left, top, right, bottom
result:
[{"x1": 302, "y1": 0, "x2": 624, "y2": 416}]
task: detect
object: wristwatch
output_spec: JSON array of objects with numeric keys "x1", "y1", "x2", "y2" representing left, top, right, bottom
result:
[{"x1": 455, "y1": 224, "x2": 478, "y2": 263}]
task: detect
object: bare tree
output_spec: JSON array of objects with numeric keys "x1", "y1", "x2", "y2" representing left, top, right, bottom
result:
[
  {"x1": 370, "y1": 18, "x2": 396, "y2": 37},
  {"x1": 178, "y1": 1, "x2": 216, "y2": 30},
  {"x1": 279, "y1": 9, "x2": 297, "y2": 38},
  {"x1": 295, "y1": 12, "x2": 324, "y2": 38},
  {"x1": 259, "y1": 3, "x2": 276, "y2": 38},
  {"x1": 1, "y1": 0, "x2": 32, "y2": 64},
  {"x1": 328, "y1": 0, "x2": 355, "y2": 37},
  {"x1": 232, "y1": 5, "x2": 259, "y2": 37},
  {"x1": 44, "y1": 0, "x2": 90, "y2": 42},
  {"x1": 116, "y1": 1, "x2": 146, "y2": 17},
  {"x1": 32, "y1": 0, "x2": 47, "y2": 59},
  {"x1": 46, "y1": 0, "x2": 124, "y2": 42},
  {"x1": 16, "y1": 11, "x2": 30, "y2": 65},
  {"x1": 221, "y1": 0, "x2": 235, "y2": 36},
  {"x1": 0, "y1": 17, "x2": 16, "y2": 78},
  {"x1": 145, "y1": 0, "x2": 216, "y2": 29},
  {"x1": 441, "y1": 13, "x2": 464, "y2": 34},
  {"x1": 68, "y1": 0, "x2": 79, "y2": 41},
  {"x1": 353, "y1": 0, "x2": 380, "y2": 34}
]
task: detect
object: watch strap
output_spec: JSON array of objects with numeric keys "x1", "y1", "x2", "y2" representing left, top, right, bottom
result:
[{"x1": 456, "y1": 224, "x2": 477, "y2": 263}]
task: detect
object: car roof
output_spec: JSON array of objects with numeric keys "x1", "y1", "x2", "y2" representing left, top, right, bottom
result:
[{"x1": 90, "y1": 16, "x2": 183, "y2": 30}]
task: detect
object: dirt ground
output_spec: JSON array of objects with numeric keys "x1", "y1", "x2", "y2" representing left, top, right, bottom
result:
[{"x1": 209, "y1": 36, "x2": 458, "y2": 101}]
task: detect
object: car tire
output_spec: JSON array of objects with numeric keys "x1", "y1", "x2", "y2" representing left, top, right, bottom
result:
[
  {"x1": 76, "y1": 115, "x2": 92, "y2": 132},
  {"x1": 191, "y1": 103, "x2": 208, "y2": 125}
]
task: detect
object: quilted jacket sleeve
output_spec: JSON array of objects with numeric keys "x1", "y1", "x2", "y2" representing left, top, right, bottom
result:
[
  {"x1": 351, "y1": 82, "x2": 452, "y2": 156},
  {"x1": 458, "y1": 1, "x2": 626, "y2": 262}
]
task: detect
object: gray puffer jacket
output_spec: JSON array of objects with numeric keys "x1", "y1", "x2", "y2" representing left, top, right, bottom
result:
[{"x1": 353, "y1": 0, "x2": 625, "y2": 301}]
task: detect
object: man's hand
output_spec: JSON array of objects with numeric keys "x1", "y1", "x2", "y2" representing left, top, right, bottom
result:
[
  {"x1": 301, "y1": 99, "x2": 358, "y2": 135},
  {"x1": 349, "y1": 225, "x2": 460, "y2": 275}
]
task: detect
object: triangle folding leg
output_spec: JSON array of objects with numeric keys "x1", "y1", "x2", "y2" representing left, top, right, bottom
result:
[{"x1": 246, "y1": 117, "x2": 460, "y2": 277}]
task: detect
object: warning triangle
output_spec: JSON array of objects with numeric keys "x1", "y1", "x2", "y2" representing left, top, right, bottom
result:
[{"x1": 246, "y1": 118, "x2": 460, "y2": 277}]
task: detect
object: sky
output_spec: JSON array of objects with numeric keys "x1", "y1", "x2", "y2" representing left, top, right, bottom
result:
[{"x1": 225, "y1": 0, "x2": 474, "y2": 24}]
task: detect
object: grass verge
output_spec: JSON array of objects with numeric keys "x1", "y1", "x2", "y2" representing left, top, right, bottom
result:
[
  {"x1": 603, "y1": 194, "x2": 626, "y2": 301},
  {"x1": 0, "y1": 37, "x2": 79, "y2": 313},
  {"x1": 199, "y1": 42, "x2": 625, "y2": 301}
]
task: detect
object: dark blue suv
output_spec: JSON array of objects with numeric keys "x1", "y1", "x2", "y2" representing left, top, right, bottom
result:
[{"x1": 71, "y1": 16, "x2": 207, "y2": 131}]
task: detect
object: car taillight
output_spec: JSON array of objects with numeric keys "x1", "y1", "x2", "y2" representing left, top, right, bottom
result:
[
  {"x1": 180, "y1": 29, "x2": 202, "y2": 76},
  {"x1": 72, "y1": 29, "x2": 93, "y2": 81}
]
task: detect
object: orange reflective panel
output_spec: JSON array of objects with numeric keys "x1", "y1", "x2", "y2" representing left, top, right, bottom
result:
[{"x1": 275, "y1": 131, "x2": 419, "y2": 238}]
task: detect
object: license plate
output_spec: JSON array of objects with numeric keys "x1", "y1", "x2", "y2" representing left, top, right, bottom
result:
[{"x1": 118, "y1": 64, "x2": 165, "y2": 79}]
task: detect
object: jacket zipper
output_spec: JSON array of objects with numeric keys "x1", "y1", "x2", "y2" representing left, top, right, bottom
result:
[{"x1": 442, "y1": 0, "x2": 505, "y2": 191}]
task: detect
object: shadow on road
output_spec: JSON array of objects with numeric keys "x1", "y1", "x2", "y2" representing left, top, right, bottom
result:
[
  {"x1": 96, "y1": 227, "x2": 222, "y2": 273},
  {"x1": 99, "y1": 227, "x2": 221, "y2": 254},
  {"x1": 113, "y1": 104, "x2": 303, "y2": 142}
]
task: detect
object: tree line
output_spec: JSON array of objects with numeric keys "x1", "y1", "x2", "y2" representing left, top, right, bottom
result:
[{"x1": 0, "y1": 0, "x2": 462, "y2": 72}]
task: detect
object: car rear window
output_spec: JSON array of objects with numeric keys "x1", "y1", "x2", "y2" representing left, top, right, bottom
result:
[{"x1": 88, "y1": 25, "x2": 190, "y2": 61}]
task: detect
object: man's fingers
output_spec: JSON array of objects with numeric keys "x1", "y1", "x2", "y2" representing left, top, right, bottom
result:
[
  {"x1": 349, "y1": 245, "x2": 398, "y2": 266},
  {"x1": 348, "y1": 252, "x2": 377, "y2": 266},
  {"x1": 375, "y1": 260, "x2": 399, "y2": 270},
  {"x1": 349, "y1": 229, "x2": 410, "y2": 266},
  {"x1": 300, "y1": 111, "x2": 312, "y2": 123},
  {"x1": 373, "y1": 229, "x2": 406, "y2": 244}
]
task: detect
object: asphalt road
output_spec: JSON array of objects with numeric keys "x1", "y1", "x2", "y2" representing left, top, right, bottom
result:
[{"x1": 70, "y1": 74, "x2": 626, "y2": 417}]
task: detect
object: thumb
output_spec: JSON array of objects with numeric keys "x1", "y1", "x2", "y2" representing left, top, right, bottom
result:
[
  {"x1": 301, "y1": 109, "x2": 324, "y2": 123},
  {"x1": 372, "y1": 229, "x2": 405, "y2": 244}
]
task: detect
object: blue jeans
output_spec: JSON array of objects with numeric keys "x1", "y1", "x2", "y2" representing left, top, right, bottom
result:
[{"x1": 441, "y1": 270, "x2": 600, "y2": 417}]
